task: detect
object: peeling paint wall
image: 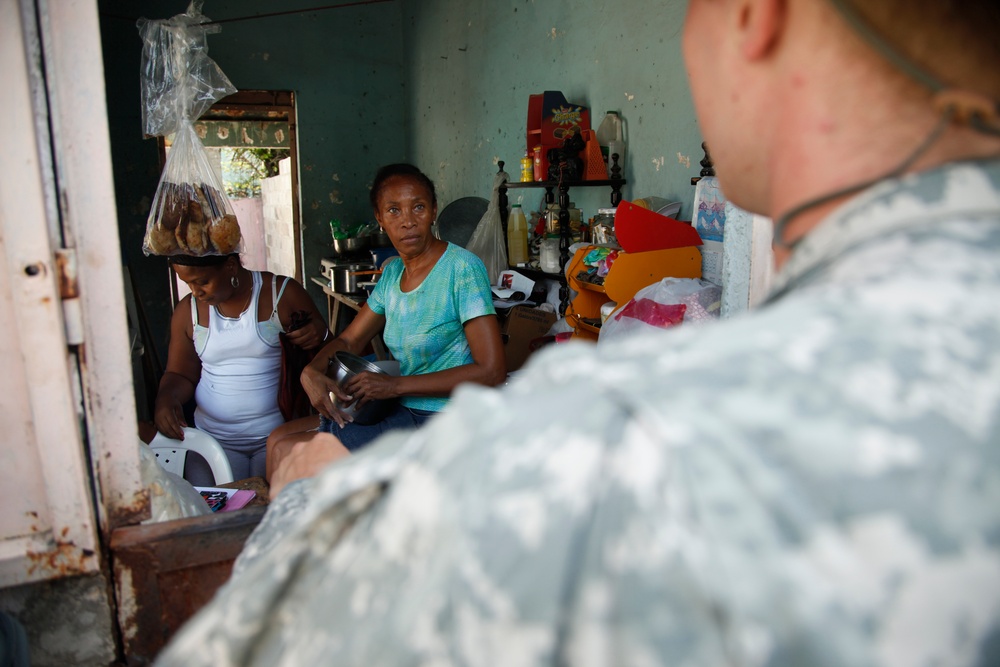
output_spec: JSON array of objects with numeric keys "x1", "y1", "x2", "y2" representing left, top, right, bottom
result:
[{"x1": 401, "y1": 0, "x2": 702, "y2": 221}]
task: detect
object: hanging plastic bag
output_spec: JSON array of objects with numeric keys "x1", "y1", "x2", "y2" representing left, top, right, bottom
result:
[
  {"x1": 137, "y1": 1, "x2": 236, "y2": 138},
  {"x1": 142, "y1": 122, "x2": 243, "y2": 256},
  {"x1": 138, "y1": 1, "x2": 242, "y2": 257},
  {"x1": 598, "y1": 277, "x2": 721, "y2": 345},
  {"x1": 466, "y1": 169, "x2": 510, "y2": 284}
]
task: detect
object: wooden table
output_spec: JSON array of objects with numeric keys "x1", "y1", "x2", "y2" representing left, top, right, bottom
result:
[
  {"x1": 311, "y1": 276, "x2": 388, "y2": 359},
  {"x1": 217, "y1": 476, "x2": 271, "y2": 507}
]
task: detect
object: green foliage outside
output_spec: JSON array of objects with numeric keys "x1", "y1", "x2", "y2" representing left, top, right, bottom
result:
[{"x1": 221, "y1": 148, "x2": 290, "y2": 198}]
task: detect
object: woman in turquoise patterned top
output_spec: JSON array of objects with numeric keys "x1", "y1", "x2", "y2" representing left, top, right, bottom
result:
[{"x1": 266, "y1": 164, "x2": 506, "y2": 476}]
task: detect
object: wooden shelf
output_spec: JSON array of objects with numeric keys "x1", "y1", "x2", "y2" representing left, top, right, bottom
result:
[
  {"x1": 515, "y1": 266, "x2": 566, "y2": 285},
  {"x1": 574, "y1": 279, "x2": 606, "y2": 294},
  {"x1": 496, "y1": 159, "x2": 626, "y2": 315},
  {"x1": 503, "y1": 178, "x2": 626, "y2": 189},
  {"x1": 575, "y1": 316, "x2": 602, "y2": 335}
]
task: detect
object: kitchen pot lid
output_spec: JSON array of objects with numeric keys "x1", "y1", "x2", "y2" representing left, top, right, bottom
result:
[{"x1": 436, "y1": 196, "x2": 488, "y2": 249}]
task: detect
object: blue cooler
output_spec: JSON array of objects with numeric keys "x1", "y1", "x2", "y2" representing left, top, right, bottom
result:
[{"x1": 370, "y1": 246, "x2": 399, "y2": 269}]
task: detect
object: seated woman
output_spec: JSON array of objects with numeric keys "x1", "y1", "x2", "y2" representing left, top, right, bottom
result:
[
  {"x1": 154, "y1": 252, "x2": 328, "y2": 483},
  {"x1": 266, "y1": 163, "x2": 506, "y2": 484}
]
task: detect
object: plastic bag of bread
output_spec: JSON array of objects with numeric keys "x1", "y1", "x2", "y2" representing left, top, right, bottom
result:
[
  {"x1": 138, "y1": 2, "x2": 240, "y2": 257},
  {"x1": 143, "y1": 120, "x2": 243, "y2": 257}
]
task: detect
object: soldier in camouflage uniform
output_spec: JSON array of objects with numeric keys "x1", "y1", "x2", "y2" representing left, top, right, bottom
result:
[{"x1": 157, "y1": 0, "x2": 1000, "y2": 665}]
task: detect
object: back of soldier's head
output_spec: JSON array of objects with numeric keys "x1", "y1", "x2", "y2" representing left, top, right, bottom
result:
[{"x1": 832, "y1": 0, "x2": 1000, "y2": 99}]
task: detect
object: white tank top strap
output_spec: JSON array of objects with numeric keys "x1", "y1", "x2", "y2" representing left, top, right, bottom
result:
[
  {"x1": 272, "y1": 274, "x2": 290, "y2": 317},
  {"x1": 190, "y1": 293, "x2": 198, "y2": 326},
  {"x1": 262, "y1": 274, "x2": 290, "y2": 335},
  {"x1": 192, "y1": 295, "x2": 208, "y2": 354}
]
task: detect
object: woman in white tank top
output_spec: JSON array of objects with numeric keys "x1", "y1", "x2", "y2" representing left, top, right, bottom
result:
[{"x1": 154, "y1": 253, "x2": 328, "y2": 482}]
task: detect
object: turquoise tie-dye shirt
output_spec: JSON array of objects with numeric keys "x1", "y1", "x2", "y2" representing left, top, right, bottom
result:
[{"x1": 366, "y1": 243, "x2": 495, "y2": 412}]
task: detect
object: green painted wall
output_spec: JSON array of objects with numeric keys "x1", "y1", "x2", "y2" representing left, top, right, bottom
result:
[
  {"x1": 98, "y1": 0, "x2": 703, "y2": 362},
  {"x1": 401, "y1": 0, "x2": 702, "y2": 222}
]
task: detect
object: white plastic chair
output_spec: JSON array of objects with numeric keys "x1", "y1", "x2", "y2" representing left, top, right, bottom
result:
[{"x1": 149, "y1": 427, "x2": 235, "y2": 485}]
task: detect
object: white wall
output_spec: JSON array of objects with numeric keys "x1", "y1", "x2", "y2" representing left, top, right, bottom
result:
[{"x1": 261, "y1": 158, "x2": 297, "y2": 278}]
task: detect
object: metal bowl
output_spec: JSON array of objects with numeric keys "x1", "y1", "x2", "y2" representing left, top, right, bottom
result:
[
  {"x1": 332, "y1": 235, "x2": 372, "y2": 255},
  {"x1": 327, "y1": 351, "x2": 400, "y2": 425}
]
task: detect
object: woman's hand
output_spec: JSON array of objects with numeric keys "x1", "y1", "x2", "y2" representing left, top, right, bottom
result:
[
  {"x1": 342, "y1": 371, "x2": 399, "y2": 406},
  {"x1": 301, "y1": 361, "x2": 355, "y2": 427},
  {"x1": 285, "y1": 317, "x2": 328, "y2": 351},
  {"x1": 274, "y1": 278, "x2": 329, "y2": 351},
  {"x1": 300, "y1": 305, "x2": 388, "y2": 425},
  {"x1": 154, "y1": 394, "x2": 188, "y2": 440}
]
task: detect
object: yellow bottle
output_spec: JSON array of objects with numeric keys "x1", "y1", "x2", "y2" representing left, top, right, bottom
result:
[
  {"x1": 507, "y1": 204, "x2": 529, "y2": 266},
  {"x1": 520, "y1": 151, "x2": 534, "y2": 183}
]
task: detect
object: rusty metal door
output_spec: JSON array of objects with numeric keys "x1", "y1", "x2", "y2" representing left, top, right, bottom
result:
[{"x1": 0, "y1": 0, "x2": 146, "y2": 585}]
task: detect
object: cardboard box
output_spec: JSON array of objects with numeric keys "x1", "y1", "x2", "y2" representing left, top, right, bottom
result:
[{"x1": 499, "y1": 305, "x2": 557, "y2": 372}]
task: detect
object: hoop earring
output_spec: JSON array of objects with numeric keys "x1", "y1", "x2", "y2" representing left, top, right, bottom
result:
[{"x1": 231, "y1": 275, "x2": 239, "y2": 288}]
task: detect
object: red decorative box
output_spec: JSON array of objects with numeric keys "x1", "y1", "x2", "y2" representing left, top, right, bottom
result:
[{"x1": 526, "y1": 91, "x2": 591, "y2": 181}]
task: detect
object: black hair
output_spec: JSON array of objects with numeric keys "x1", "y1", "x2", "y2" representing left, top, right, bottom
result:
[
  {"x1": 167, "y1": 253, "x2": 239, "y2": 268},
  {"x1": 369, "y1": 163, "x2": 437, "y2": 211}
]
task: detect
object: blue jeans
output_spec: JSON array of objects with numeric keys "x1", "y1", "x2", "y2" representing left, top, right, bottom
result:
[{"x1": 319, "y1": 403, "x2": 434, "y2": 452}]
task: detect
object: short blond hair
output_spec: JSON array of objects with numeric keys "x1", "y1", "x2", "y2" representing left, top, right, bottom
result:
[{"x1": 836, "y1": 0, "x2": 1000, "y2": 99}]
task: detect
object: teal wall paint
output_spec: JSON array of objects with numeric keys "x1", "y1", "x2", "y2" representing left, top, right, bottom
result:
[
  {"x1": 401, "y1": 0, "x2": 703, "y2": 222},
  {"x1": 98, "y1": 0, "x2": 704, "y2": 363}
]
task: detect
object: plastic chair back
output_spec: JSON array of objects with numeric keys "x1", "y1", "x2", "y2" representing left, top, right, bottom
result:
[{"x1": 149, "y1": 427, "x2": 235, "y2": 485}]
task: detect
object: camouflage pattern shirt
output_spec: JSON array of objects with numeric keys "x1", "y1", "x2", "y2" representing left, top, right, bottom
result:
[{"x1": 157, "y1": 159, "x2": 1000, "y2": 667}]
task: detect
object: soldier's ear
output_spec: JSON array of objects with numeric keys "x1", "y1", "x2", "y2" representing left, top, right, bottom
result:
[{"x1": 738, "y1": 0, "x2": 787, "y2": 60}]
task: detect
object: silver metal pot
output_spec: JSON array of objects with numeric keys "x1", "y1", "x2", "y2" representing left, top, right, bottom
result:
[
  {"x1": 332, "y1": 263, "x2": 377, "y2": 294},
  {"x1": 327, "y1": 351, "x2": 400, "y2": 424},
  {"x1": 332, "y1": 235, "x2": 372, "y2": 255}
]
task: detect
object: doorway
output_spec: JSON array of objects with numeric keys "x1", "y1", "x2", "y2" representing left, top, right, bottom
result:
[{"x1": 165, "y1": 90, "x2": 302, "y2": 303}]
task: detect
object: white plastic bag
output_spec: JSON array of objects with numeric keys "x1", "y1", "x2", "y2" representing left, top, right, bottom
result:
[
  {"x1": 142, "y1": 122, "x2": 243, "y2": 257},
  {"x1": 138, "y1": 441, "x2": 211, "y2": 524},
  {"x1": 598, "y1": 277, "x2": 721, "y2": 344},
  {"x1": 138, "y1": 1, "x2": 242, "y2": 257},
  {"x1": 466, "y1": 169, "x2": 510, "y2": 284},
  {"x1": 137, "y1": 1, "x2": 236, "y2": 138}
]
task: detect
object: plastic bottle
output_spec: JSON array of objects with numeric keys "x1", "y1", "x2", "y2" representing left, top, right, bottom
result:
[
  {"x1": 520, "y1": 150, "x2": 534, "y2": 182},
  {"x1": 596, "y1": 111, "x2": 625, "y2": 178},
  {"x1": 540, "y1": 234, "x2": 561, "y2": 273},
  {"x1": 507, "y1": 204, "x2": 529, "y2": 266}
]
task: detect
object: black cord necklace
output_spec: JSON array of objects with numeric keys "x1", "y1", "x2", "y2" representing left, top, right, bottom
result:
[
  {"x1": 773, "y1": 0, "x2": 1000, "y2": 251},
  {"x1": 771, "y1": 109, "x2": 955, "y2": 252}
]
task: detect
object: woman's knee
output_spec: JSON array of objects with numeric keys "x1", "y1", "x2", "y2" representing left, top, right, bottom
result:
[
  {"x1": 268, "y1": 430, "x2": 320, "y2": 481},
  {"x1": 267, "y1": 415, "x2": 319, "y2": 447}
]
